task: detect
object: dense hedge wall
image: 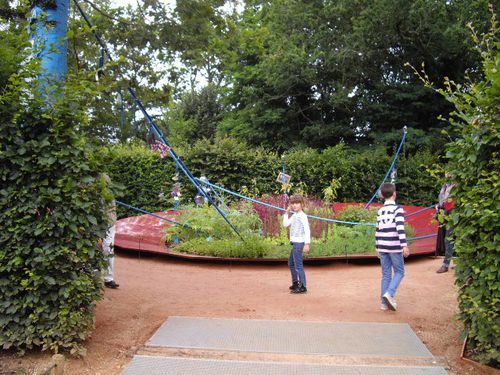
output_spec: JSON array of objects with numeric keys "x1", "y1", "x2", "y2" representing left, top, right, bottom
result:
[
  {"x1": 433, "y1": 20, "x2": 498, "y2": 365},
  {"x1": 0, "y1": 86, "x2": 109, "y2": 354},
  {"x1": 102, "y1": 138, "x2": 440, "y2": 218}
]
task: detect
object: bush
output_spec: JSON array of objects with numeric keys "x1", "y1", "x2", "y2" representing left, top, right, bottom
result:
[
  {"x1": 413, "y1": 12, "x2": 499, "y2": 366},
  {"x1": 101, "y1": 138, "x2": 440, "y2": 220},
  {"x1": 0, "y1": 76, "x2": 109, "y2": 353},
  {"x1": 97, "y1": 144, "x2": 176, "y2": 218},
  {"x1": 444, "y1": 25, "x2": 499, "y2": 366},
  {"x1": 165, "y1": 202, "x2": 385, "y2": 259}
]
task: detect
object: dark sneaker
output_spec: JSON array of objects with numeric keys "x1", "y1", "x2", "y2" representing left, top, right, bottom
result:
[
  {"x1": 436, "y1": 265, "x2": 449, "y2": 273},
  {"x1": 291, "y1": 285, "x2": 307, "y2": 294},
  {"x1": 289, "y1": 282, "x2": 299, "y2": 290},
  {"x1": 105, "y1": 280, "x2": 119, "y2": 289}
]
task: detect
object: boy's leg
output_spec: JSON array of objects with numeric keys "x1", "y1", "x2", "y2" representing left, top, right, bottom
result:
[
  {"x1": 288, "y1": 245, "x2": 298, "y2": 284},
  {"x1": 386, "y1": 252, "x2": 405, "y2": 297},
  {"x1": 102, "y1": 225, "x2": 116, "y2": 283},
  {"x1": 291, "y1": 242, "x2": 306, "y2": 287},
  {"x1": 379, "y1": 252, "x2": 392, "y2": 303}
]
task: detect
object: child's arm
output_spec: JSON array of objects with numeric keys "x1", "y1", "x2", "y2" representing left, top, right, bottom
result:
[
  {"x1": 395, "y1": 206, "x2": 408, "y2": 256},
  {"x1": 283, "y1": 206, "x2": 292, "y2": 227},
  {"x1": 303, "y1": 214, "x2": 311, "y2": 252}
]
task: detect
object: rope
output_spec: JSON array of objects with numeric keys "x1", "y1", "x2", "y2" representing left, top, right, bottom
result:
[
  {"x1": 407, "y1": 233, "x2": 438, "y2": 241},
  {"x1": 197, "y1": 178, "x2": 376, "y2": 227},
  {"x1": 72, "y1": 0, "x2": 243, "y2": 241},
  {"x1": 116, "y1": 201, "x2": 190, "y2": 228},
  {"x1": 365, "y1": 127, "x2": 407, "y2": 209},
  {"x1": 404, "y1": 204, "x2": 436, "y2": 218},
  {"x1": 73, "y1": 2, "x2": 436, "y2": 242}
]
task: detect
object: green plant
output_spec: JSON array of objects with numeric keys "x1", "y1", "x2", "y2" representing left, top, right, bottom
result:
[
  {"x1": 336, "y1": 205, "x2": 378, "y2": 223},
  {"x1": 166, "y1": 203, "x2": 384, "y2": 259},
  {"x1": 409, "y1": 8, "x2": 499, "y2": 366},
  {"x1": 0, "y1": 70, "x2": 109, "y2": 353},
  {"x1": 323, "y1": 178, "x2": 341, "y2": 203}
]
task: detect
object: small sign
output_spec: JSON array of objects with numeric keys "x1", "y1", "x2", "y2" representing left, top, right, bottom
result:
[{"x1": 277, "y1": 172, "x2": 291, "y2": 185}]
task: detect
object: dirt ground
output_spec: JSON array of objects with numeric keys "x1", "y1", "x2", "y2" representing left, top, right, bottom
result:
[{"x1": 1, "y1": 252, "x2": 497, "y2": 375}]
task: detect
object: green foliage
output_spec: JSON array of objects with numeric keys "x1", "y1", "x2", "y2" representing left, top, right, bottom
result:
[
  {"x1": 166, "y1": 204, "x2": 380, "y2": 259},
  {"x1": 101, "y1": 136, "x2": 440, "y2": 216},
  {"x1": 97, "y1": 144, "x2": 176, "y2": 218},
  {"x1": 337, "y1": 205, "x2": 378, "y2": 223},
  {"x1": 218, "y1": 0, "x2": 491, "y2": 149},
  {"x1": 412, "y1": 10, "x2": 499, "y2": 366},
  {"x1": 0, "y1": 70, "x2": 109, "y2": 353},
  {"x1": 165, "y1": 203, "x2": 260, "y2": 241}
]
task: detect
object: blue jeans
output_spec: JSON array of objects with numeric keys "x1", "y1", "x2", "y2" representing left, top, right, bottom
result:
[
  {"x1": 288, "y1": 242, "x2": 306, "y2": 287},
  {"x1": 379, "y1": 252, "x2": 405, "y2": 303}
]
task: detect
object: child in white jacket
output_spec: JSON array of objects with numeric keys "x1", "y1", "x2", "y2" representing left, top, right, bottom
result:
[{"x1": 283, "y1": 195, "x2": 310, "y2": 294}]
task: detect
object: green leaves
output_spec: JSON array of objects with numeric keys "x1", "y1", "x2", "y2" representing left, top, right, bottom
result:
[
  {"x1": 430, "y1": 12, "x2": 499, "y2": 366},
  {"x1": 0, "y1": 41, "x2": 109, "y2": 354}
]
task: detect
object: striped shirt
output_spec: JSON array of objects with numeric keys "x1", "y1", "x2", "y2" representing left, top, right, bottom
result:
[
  {"x1": 283, "y1": 211, "x2": 311, "y2": 244},
  {"x1": 375, "y1": 200, "x2": 407, "y2": 253}
]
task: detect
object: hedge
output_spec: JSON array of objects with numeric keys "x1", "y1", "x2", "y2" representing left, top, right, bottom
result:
[
  {"x1": 0, "y1": 80, "x2": 109, "y2": 354},
  {"x1": 429, "y1": 17, "x2": 498, "y2": 366},
  {"x1": 101, "y1": 137, "x2": 440, "y2": 218}
]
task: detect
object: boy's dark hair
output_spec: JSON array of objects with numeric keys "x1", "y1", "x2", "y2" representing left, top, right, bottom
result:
[
  {"x1": 289, "y1": 195, "x2": 305, "y2": 206},
  {"x1": 380, "y1": 183, "x2": 396, "y2": 199}
]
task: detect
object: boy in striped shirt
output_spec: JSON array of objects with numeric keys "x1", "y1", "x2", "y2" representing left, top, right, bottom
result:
[{"x1": 376, "y1": 183, "x2": 409, "y2": 311}]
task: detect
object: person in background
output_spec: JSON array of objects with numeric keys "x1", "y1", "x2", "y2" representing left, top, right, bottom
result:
[
  {"x1": 376, "y1": 183, "x2": 409, "y2": 311},
  {"x1": 435, "y1": 173, "x2": 455, "y2": 274},
  {"x1": 102, "y1": 174, "x2": 119, "y2": 289},
  {"x1": 283, "y1": 195, "x2": 310, "y2": 294}
]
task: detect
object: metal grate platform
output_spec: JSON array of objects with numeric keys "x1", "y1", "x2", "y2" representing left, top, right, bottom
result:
[
  {"x1": 122, "y1": 356, "x2": 448, "y2": 375},
  {"x1": 146, "y1": 316, "x2": 433, "y2": 358}
]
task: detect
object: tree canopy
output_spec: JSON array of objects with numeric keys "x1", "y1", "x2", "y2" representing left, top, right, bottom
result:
[{"x1": 2, "y1": 0, "x2": 492, "y2": 151}]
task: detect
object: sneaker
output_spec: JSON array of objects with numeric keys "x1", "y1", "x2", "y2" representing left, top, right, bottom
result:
[
  {"x1": 105, "y1": 280, "x2": 119, "y2": 289},
  {"x1": 380, "y1": 303, "x2": 389, "y2": 311},
  {"x1": 291, "y1": 285, "x2": 307, "y2": 294},
  {"x1": 382, "y1": 292, "x2": 397, "y2": 311},
  {"x1": 436, "y1": 265, "x2": 449, "y2": 273},
  {"x1": 289, "y1": 281, "x2": 299, "y2": 290}
]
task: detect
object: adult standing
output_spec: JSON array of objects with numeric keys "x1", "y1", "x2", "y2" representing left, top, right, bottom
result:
[
  {"x1": 435, "y1": 173, "x2": 455, "y2": 273},
  {"x1": 102, "y1": 174, "x2": 119, "y2": 288}
]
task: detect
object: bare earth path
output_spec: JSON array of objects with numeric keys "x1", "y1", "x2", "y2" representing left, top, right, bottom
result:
[{"x1": 1, "y1": 252, "x2": 497, "y2": 375}]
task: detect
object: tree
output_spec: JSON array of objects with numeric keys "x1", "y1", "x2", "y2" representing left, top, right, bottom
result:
[
  {"x1": 165, "y1": 84, "x2": 227, "y2": 145},
  {"x1": 218, "y1": 0, "x2": 492, "y2": 150}
]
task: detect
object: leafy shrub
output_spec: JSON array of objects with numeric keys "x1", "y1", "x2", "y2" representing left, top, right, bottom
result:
[
  {"x1": 97, "y1": 144, "x2": 177, "y2": 218},
  {"x1": 336, "y1": 205, "x2": 378, "y2": 223},
  {"x1": 165, "y1": 202, "x2": 383, "y2": 258},
  {"x1": 101, "y1": 137, "x2": 440, "y2": 220},
  {"x1": 412, "y1": 12, "x2": 499, "y2": 366},
  {"x1": 0, "y1": 75, "x2": 109, "y2": 353}
]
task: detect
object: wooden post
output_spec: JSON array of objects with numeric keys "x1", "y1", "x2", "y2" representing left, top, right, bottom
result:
[{"x1": 51, "y1": 354, "x2": 65, "y2": 375}]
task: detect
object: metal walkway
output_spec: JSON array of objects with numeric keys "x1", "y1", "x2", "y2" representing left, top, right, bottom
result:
[
  {"x1": 121, "y1": 317, "x2": 448, "y2": 374},
  {"x1": 123, "y1": 356, "x2": 447, "y2": 375},
  {"x1": 147, "y1": 316, "x2": 432, "y2": 357}
]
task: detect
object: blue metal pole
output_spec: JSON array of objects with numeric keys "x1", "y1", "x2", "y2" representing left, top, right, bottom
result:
[{"x1": 30, "y1": 0, "x2": 70, "y2": 94}]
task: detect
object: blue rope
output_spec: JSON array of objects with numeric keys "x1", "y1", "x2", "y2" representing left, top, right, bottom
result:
[
  {"x1": 197, "y1": 178, "x2": 376, "y2": 227},
  {"x1": 116, "y1": 201, "x2": 189, "y2": 228},
  {"x1": 365, "y1": 127, "x2": 408, "y2": 209},
  {"x1": 404, "y1": 205, "x2": 436, "y2": 218},
  {"x1": 407, "y1": 233, "x2": 438, "y2": 241},
  {"x1": 72, "y1": 0, "x2": 243, "y2": 241}
]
